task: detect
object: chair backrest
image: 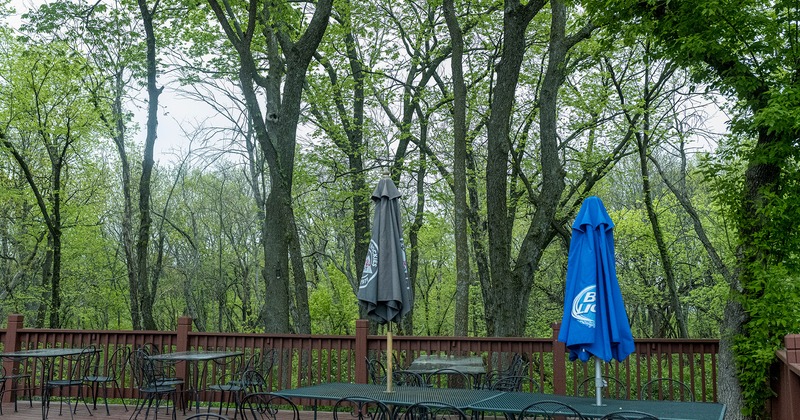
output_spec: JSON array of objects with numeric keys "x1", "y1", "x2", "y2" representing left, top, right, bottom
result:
[
  {"x1": 425, "y1": 368, "x2": 472, "y2": 389},
  {"x1": 576, "y1": 375, "x2": 629, "y2": 399},
  {"x1": 518, "y1": 400, "x2": 585, "y2": 420},
  {"x1": 241, "y1": 369, "x2": 267, "y2": 394},
  {"x1": 94, "y1": 346, "x2": 130, "y2": 379},
  {"x1": 129, "y1": 348, "x2": 150, "y2": 388},
  {"x1": 390, "y1": 370, "x2": 425, "y2": 387},
  {"x1": 491, "y1": 375, "x2": 543, "y2": 393},
  {"x1": 140, "y1": 343, "x2": 160, "y2": 355},
  {"x1": 240, "y1": 392, "x2": 300, "y2": 420},
  {"x1": 599, "y1": 411, "x2": 660, "y2": 420},
  {"x1": 640, "y1": 378, "x2": 694, "y2": 401},
  {"x1": 57, "y1": 346, "x2": 96, "y2": 381},
  {"x1": 258, "y1": 348, "x2": 276, "y2": 376},
  {"x1": 507, "y1": 353, "x2": 528, "y2": 376},
  {"x1": 333, "y1": 396, "x2": 390, "y2": 420},
  {"x1": 185, "y1": 413, "x2": 231, "y2": 420},
  {"x1": 398, "y1": 402, "x2": 468, "y2": 420},
  {"x1": 130, "y1": 348, "x2": 171, "y2": 391},
  {"x1": 109, "y1": 346, "x2": 131, "y2": 379},
  {"x1": 366, "y1": 358, "x2": 386, "y2": 385}
]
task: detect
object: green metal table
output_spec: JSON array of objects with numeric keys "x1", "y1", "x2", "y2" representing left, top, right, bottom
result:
[
  {"x1": 275, "y1": 382, "x2": 727, "y2": 420},
  {"x1": 0, "y1": 347, "x2": 99, "y2": 420},
  {"x1": 469, "y1": 390, "x2": 727, "y2": 420},
  {"x1": 275, "y1": 382, "x2": 501, "y2": 419},
  {"x1": 147, "y1": 350, "x2": 243, "y2": 412}
]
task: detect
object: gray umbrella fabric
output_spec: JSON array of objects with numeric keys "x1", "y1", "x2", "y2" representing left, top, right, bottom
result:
[{"x1": 357, "y1": 176, "x2": 413, "y2": 325}]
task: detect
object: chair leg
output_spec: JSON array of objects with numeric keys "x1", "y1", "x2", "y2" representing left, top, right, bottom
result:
[
  {"x1": 102, "y1": 382, "x2": 110, "y2": 415},
  {"x1": 0, "y1": 380, "x2": 6, "y2": 416},
  {"x1": 116, "y1": 380, "x2": 128, "y2": 411}
]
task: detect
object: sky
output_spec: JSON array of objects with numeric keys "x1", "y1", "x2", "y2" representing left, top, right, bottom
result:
[{"x1": 8, "y1": 0, "x2": 212, "y2": 164}]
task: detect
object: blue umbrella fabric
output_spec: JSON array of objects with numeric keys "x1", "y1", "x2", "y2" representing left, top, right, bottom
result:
[
  {"x1": 558, "y1": 196, "x2": 634, "y2": 364},
  {"x1": 357, "y1": 175, "x2": 413, "y2": 325}
]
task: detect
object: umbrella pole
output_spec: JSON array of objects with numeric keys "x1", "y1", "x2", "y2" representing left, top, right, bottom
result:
[
  {"x1": 386, "y1": 323, "x2": 394, "y2": 393},
  {"x1": 594, "y1": 358, "x2": 604, "y2": 406}
]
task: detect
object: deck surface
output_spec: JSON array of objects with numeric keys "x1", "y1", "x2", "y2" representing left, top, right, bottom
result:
[{"x1": 0, "y1": 400, "x2": 333, "y2": 420}]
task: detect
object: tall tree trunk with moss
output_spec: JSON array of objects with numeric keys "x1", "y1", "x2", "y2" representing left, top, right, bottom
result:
[
  {"x1": 443, "y1": 0, "x2": 470, "y2": 337},
  {"x1": 206, "y1": 0, "x2": 332, "y2": 333},
  {"x1": 135, "y1": 0, "x2": 162, "y2": 331},
  {"x1": 636, "y1": 50, "x2": 688, "y2": 338}
]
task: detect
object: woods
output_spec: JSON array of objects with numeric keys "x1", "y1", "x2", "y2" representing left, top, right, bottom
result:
[{"x1": 1, "y1": 0, "x2": 798, "y2": 418}]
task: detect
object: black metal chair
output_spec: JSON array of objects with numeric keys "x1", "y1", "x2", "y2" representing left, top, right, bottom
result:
[
  {"x1": 481, "y1": 353, "x2": 527, "y2": 389},
  {"x1": 185, "y1": 413, "x2": 231, "y2": 420},
  {"x1": 390, "y1": 370, "x2": 426, "y2": 387},
  {"x1": 490, "y1": 375, "x2": 543, "y2": 393},
  {"x1": 576, "y1": 375, "x2": 629, "y2": 399},
  {"x1": 333, "y1": 396, "x2": 390, "y2": 420},
  {"x1": 599, "y1": 411, "x2": 660, "y2": 420},
  {"x1": 129, "y1": 348, "x2": 180, "y2": 420},
  {"x1": 239, "y1": 392, "x2": 300, "y2": 420},
  {"x1": 0, "y1": 356, "x2": 33, "y2": 413},
  {"x1": 397, "y1": 402, "x2": 469, "y2": 420},
  {"x1": 224, "y1": 348, "x2": 276, "y2": 402},
  {"x1": 240, "y1": 369, "x2": 267, "y2": 395},
  {"x1": 84, "y1": 345, "x2": 130, "y2": 415},
  {"x1": 518, "y1": 400, "x2": 585, "y2": 420},
  {"x1": 425, "y1": 368, "x2": 473, "y2": 389},
  {"x1": 43, "y1": 346, "x2": 95, "y2": 420},
  {"x1": 205, "y1": 354, "x2": 247, "y2": 419},
  {"x1": 639, "y1": 378, "x2": 694, "y2": 402},
  {"x1": 366, "y1": 357, "x2": 386, "y2": 385}
]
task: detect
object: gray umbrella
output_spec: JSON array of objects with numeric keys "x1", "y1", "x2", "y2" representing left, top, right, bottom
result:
[{"x1": 357, "y1": 173, "x2": 412, "y2": 392}]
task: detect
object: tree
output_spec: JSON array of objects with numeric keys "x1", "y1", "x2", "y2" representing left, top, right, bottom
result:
[
  {"x1": 305, "y1": 0, "x2": 372, "y2": 322},
  {"x1": 204, "y1": 0, "x2": 333, "y2": 333},
  {"x1": 591, "y1": 0, "x2": 800, "y2": 416},
  {"x1": 0, "y1": 41, "x2": 103, "y2": 327}
]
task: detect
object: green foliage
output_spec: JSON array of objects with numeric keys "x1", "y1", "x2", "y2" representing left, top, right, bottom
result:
[
  {"x1": 309, "y1": 266, "x2": 358, "y2": 335},
  {"x1": 735, "y1": 265, "x2": 800, "y2": 416}
]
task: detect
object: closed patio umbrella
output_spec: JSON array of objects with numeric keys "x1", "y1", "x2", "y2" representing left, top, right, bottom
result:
[
  {"x1": 558, "y1": 196, "x2": 635, "y2": 406},
  {"x1": 357, "y1": 171, "x2": 413, "y2": 392}
]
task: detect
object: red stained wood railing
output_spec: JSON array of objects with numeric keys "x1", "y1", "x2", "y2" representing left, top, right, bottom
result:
[{"x1": 0, "y1": 315, "x2": 720, "y2": 405}]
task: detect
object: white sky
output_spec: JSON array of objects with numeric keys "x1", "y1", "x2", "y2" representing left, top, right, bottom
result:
[{"x1": 8, "y1": 0, "x2": 206, "y2": 164}]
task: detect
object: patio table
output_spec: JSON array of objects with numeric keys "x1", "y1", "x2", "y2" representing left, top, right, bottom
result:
[
  {"x1": 275, "y1": 382, "x2": 726, "y2": 420},
  {"x1": 469, "y1": 390, "x2": 727, "y2": 420},
  {"x1": 274, "y1": 382, "x2": 502, "y2": 419},
  {"x1": 0, "y1": 347, "x2": 99, "y2": 420},
  {"x1": 147, "y1": 350, "x2": 243, "y2": 412},
  {"x1": 407, "y1": 354, "x2": 486, "y2": 376}
]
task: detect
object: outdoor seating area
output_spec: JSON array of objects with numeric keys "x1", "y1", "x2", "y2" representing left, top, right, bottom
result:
[{"x1": 18, "y1": 313, "x2": 800, "y2": 419}]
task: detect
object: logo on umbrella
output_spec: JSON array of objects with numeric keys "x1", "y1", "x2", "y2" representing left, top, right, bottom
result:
[
  {"x1": 359, "y1": 240, "x2": 379, "y2": 289},
  {"x1": 571, "y1": 285, "x2": 596, "y2": 328}
]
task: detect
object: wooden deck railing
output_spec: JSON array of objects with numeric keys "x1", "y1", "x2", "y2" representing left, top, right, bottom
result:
[{"x1": 0, "y1": 314, "x2": 720, "y2": 404}]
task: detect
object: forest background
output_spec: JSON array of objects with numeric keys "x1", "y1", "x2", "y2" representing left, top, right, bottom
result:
[{"x1": 0, "y1": 0, "x2": 798, "y2": 419}]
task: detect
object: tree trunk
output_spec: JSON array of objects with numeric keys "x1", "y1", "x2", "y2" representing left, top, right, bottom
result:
[
  {"x1": 136, "y1": 0, "x2": 162, "y2": 331},
  {"x1": 485, "y1": 0, "x2": 546, "y2": 337},
  {"x1": 444, "y1": 0, "x2": 470, "y2": 337},
  {"x1": 110, "y1": 78, "x2": 141, "y2": 330},
  {"x1": 207, "y1": 0, "x2": 331, "y2": 333}
]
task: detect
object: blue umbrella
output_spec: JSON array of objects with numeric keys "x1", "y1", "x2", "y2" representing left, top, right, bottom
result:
[
  {"x1": 357, "y1": 172, "x2": 412, "y2": 392},
  {"x1": 558, "y1": 196, "x2": 634, "y2": 406}
]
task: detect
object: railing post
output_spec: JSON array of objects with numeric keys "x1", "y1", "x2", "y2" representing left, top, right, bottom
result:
[
  {"x1": 552, "y1": 322, "x2": 567, "y2": 395},
  {"x1": 3, "y1": 314, "x2": 24, "y2": 403},
  {"x1": 775, "y1": 334, "x2": 800, "y2": 420},
  {"x1": 356, "y1": 319, "x2": 369, "y2": 384},
  {"x1": 176, "y1": 316, "x2": 192, "y2": 352},
  {"x1": 176, "y1": 315, "x2": 192, "y2": 399}
]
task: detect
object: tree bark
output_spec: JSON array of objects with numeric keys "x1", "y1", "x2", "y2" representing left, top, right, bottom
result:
[
  {"x1": 206, "y1": 0, "x2": 332, "y2": 333},
  {"x1": 135, "y1": 0, "x2": 162, "y2": 331},
  {"x1": 444, "y1": 0, "x2": 470, "y2": 337}
]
